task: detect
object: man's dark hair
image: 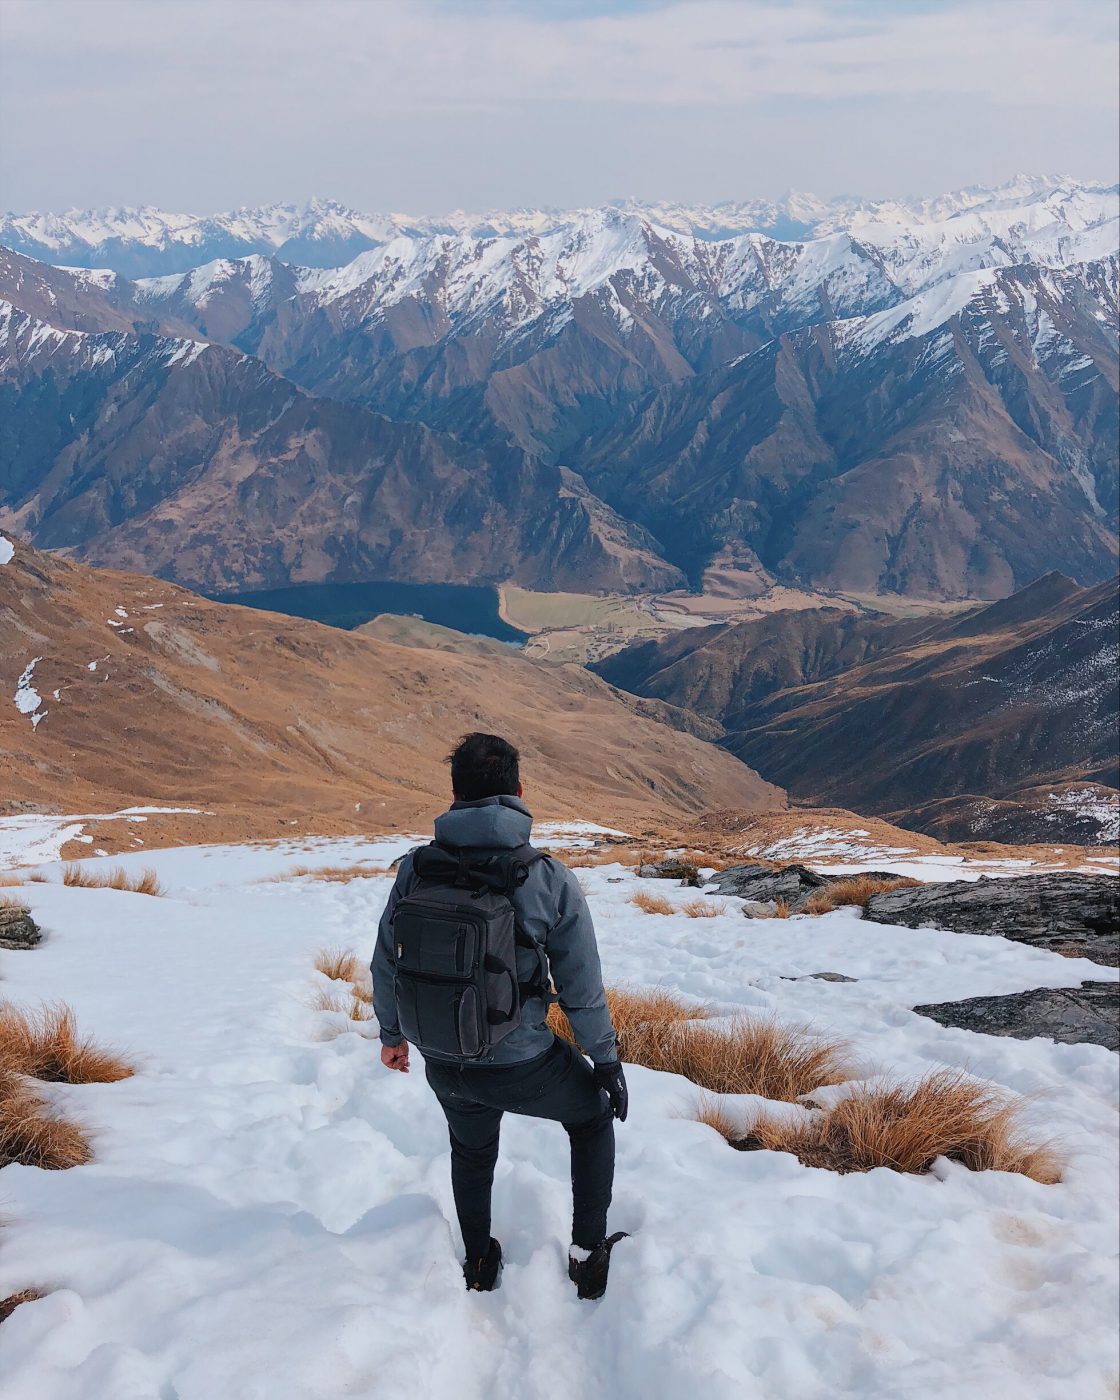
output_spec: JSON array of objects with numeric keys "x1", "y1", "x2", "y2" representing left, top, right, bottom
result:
[{"x1": 448, "y1": 732, "x2": 520, "y2": 801}]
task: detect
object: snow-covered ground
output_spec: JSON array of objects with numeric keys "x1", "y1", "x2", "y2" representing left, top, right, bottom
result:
[
  {"x1": 730, "y1": 823, "x2": 1119, "y2": 880},
  {"x1": 0, "y1": 830, "x2": 1117, "y2": 1399}
]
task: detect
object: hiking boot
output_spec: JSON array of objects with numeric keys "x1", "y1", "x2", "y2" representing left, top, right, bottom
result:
[
  {"x1": 568, "y1": 1232, "x2": 628, "y2": 1300},
  {"x1": 464, "y1": 1237, "x2": 503, "y2": 1292}
]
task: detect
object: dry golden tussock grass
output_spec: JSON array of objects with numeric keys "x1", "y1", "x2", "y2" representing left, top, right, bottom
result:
[
  {"x1": 771, "y1": 899, "x2": 791, "y2": 919},
  {"x1": 550, "y1": 987, "x2": 847, "y2": 1103},
  {"x1": 682, "y1": 898, "x2": 726, "y2": 919},
  {"x1": 0, "y1": 894, "x2": 30, "y2": 913},
  {"x1": 694, "y1": 1094, "x2": 743, "y2": 1142},
  {"x1": 314, "y1": 948, "x2": 364, "y2": 984},
  {"x1": 60, "y1": 865, "x2": 165, "y2": 896},
  {"x1": 661, "y1": 1017, "x2": 849, "y2": 1100},
  {"x1": 312, "y1": 987, "x2": 374, "y2": 1022},
  {"x1": 0, "y1": 1004, "x2": 134, "y2": 1084},
  {"x1": 0, "y1": 1069, "x2": 92, "y2": 1170},
  {"x1": 0, "y1": 1289, "x2": 44, "y2": 1324},
  {"x1": 549, "y1": 985, "x2": 702, "y2": 1049},
  {"x1": 538, "y1": 846, "x2": 644, "y2": 869},
  {"x1": 271, "y1": 863, "x2": 388, "y2": 884},
  {"x1": 628, "y1": 890, "x2": 676, "y2": 916},
  {"x1": 725, "y1": 1070, "x2": 1061, "y2": 1184},
  {"x1": 0, "y1": 875, "x2": 27, "y2": 888},
  {"x1": 801, "y1": 874, "x2": 921, "y2": 916}
]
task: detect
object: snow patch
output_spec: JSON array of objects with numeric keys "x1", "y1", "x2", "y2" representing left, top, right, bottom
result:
[{"x1": 13, "y1": 656, "x2": 45, "y2": 724}]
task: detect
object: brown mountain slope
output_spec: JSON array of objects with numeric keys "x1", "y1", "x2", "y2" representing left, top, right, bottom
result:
[
  {"x1": 719, "y1": 574, "x2": 1118, "y2": 841},
  {"x1": 1, "y1": 538, "x2": 782, "y2": 839},
  {"x1": 593, "y1": 572, "x2": 1119, "y2": 843},
  {"x1": 0, "y1": 284, "x2": 683, "y2": 597},
  {"x1": 593, "y1": 607, "x2": 930, "y2": 731},
  {"x1": 575, "y1": 259, "x2": 1119, "y2": 598}
]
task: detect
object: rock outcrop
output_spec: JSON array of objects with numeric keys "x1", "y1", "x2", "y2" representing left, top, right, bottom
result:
[
  {"x1": 708, "y1": 863, "x2": 834, "y2": 912},
  {"x1": 865, "y1": 874, "x2": 1119, "y2": 966},
  {"x1": 913, "y1": 982, "x2": 1119, "y2": 1051},
  {"x1": 0, "y1": 905, "x2": 42, "y2": 950}
]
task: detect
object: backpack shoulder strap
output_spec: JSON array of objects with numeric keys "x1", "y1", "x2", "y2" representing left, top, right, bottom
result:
[{"x1": 416, "y1": 840, "x2": 546, "y2": 896}]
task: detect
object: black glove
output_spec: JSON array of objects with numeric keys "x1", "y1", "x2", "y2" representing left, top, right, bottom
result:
[{"x1": 594, "y1": 1059, "x2": 628, "y2": 1122}]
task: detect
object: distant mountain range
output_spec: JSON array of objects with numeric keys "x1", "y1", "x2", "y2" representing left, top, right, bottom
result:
[
  {"x1": 2, "y1": 174, "x2": 1110, "y2": 273},
  {"x1": 1, "y1": 177, "x2": 1117, "y2": 599}
]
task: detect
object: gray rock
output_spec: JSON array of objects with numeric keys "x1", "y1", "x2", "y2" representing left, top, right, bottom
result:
[
  {"x1": 637, "y1": 859, "x2": 702, "y2": 888},
  {"x1": 740, "y1": 899, "x2": 778, "y2": 919},
  {"x1": 710, "y1": 862, "x2": 834, "y2": 911},
  {"x1": 913, "y1": 981, "x2": 1119, "y2": 1050},
  {"x1": 0, "y1": 905, "x2": 42, "y2": 950},
  {"x1": 865, "y1": 873, "x2": 1119, "y2": 966},
  {"x1": 779, "y1": 970, "x2": 859, "y2": 982}
]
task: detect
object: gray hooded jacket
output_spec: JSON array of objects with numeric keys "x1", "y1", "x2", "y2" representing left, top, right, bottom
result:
[{"x1": 371, "y1": 795, "x2": 618, "y2": 1065}]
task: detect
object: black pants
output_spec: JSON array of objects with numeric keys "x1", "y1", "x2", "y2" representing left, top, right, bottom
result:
[{"x1": 425, "y1": 1035, "x2": 615, "y2": 1262}]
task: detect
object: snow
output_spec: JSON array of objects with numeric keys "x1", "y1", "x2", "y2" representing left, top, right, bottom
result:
[
  {"x1": 13, "y1": 656, "x2": 44, "y2": 722},
  {"x1": 1045, "y1": 789, "x2": 1120, "y2": 844},
  {"x1": 5, "y1": 178, "x2": 1116, "y2": 263},
  {"x1": 0, "y1": 809, "x2": 207, "y2": 869},
  {"x1": 161, "y1": 338, "x2": 208, "y2": 368},
  {"x1": 0, "y1": 532, "x2": 13, "y2": 565},
  {"x1": 0, "y1": 832, "x2": 1116, "y2": 1398}
]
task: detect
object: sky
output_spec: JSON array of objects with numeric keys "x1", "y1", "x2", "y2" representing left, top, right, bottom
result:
[{"x1": 1, "y1": 0, "x2": 1117, "y2": 215}]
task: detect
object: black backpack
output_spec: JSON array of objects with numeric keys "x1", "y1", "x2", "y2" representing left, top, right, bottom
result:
[{"x1": 391, "y1": 842, "x2": 550, "y2": 1061}]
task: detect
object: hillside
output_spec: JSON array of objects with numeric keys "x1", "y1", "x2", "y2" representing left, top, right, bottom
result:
[
  {"x1": 0, "y1": 536, "x2": 782, "y2": 841},
  {"x1": 596, "y1": 574, "x2": 1119, "y2": 843},
  {"x1": 0, "y1": 273, "x2": 682, "y2": 596}
]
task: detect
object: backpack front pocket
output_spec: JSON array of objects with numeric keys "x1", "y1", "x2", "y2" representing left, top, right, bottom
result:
[
  {"x1": 396, "y1": 974, "x2": 484, "y2": 1059},
  {"x1": 394, "y1": 903, "x2": 482, "y2": 978}
]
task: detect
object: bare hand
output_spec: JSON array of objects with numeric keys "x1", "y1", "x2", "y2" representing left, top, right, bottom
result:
[{"x1": 381, "y1": 1042, "x2": 410, "y2": 1073}]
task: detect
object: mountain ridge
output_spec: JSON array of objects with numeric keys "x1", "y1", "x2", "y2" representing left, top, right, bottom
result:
[{"x1": 4, "y1": 175, "x2": 1115, "y2": 275}]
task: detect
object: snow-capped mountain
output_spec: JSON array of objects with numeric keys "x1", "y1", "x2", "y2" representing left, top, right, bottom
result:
[
  {"x1": 0, "y1": 175, "x2": 1116, "y2": 602},
  {"x1": 3, "y1": 177, "x2": 1115, "y2": 276}
]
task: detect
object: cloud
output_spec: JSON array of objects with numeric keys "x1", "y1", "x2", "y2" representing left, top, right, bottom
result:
[{"x1": 1, "y1": 0, "x2": 1116, "y2": 211}]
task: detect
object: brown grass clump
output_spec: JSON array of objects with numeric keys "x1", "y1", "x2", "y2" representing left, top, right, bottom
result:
[
  {"x1": 801, "y1": 874, "x2": 921, "y2": 916},
  {"x1": 0, "y1": 1004, "x2": 134, "y2": 1084},
  {"x1": 661, "y1": 1017, "x2": 849, "y2": 1101},
  {"x1": 734, "y1": 1070, "x2": 1062, "y2": 1183},
  {"x1": 549, "y1": 984, "x2": 703, "y2": 1051},
  {"x1": 771, "y1": 899, "x2": 791, "y2": 919},
  {"x1": 346, "y1": 995, "x2": 374, "y2": 1022},
  {"x1": 60, "y1": 865, "x2": 165, "y2": 896},
  {"x1": 0, "y1": 894, "x2": 31, "y2": 912},
  {"x1": 694, "y1": 1094, "x2": 744, "y2": 1143},
  {"x1": 314, "y1": 948, "x2": 364, "y2": 984},
  {"x1": 0, "y1": 875, "x2": 27, "y2": 888},
  {"x1": 550, "y1": 987, "x2": 847, "y2": 1103},
  {"x1": 0, "y1": 1069, "x2": 92, "y2": 1170},
  {"x1": 270, "y1": 863, "x2": 388, "y2": 884},
  {"x1": 0, "y1": 1289, "x2": 44, "y2": 1323},
  {"x1": 629, "y1": 890, "x2": 675, "y2": 916},
  {"x1": 312, "y1": 987, "x2": 374, "y2": 1022},
  {"x1": 682, "y1": 898, "x2": 727, "y2": 918}
]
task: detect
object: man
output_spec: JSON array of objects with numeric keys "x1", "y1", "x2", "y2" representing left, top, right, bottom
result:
[{"x1": 372, "y1": 732, "x2": 628, "y2": 1299}]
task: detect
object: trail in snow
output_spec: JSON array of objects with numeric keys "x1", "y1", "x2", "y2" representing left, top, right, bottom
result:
[{"x1": 0, "y1": 835, "x2": 1116, "y2": 1399}]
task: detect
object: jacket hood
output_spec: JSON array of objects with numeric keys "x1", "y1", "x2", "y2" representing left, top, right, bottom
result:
[{"x1": 433, "y1": 794, "x2": 533, "y2": 851}]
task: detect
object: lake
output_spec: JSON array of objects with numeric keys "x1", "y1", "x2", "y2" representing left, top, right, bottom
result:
[{"x1": 214, "y1": 580, "x2": 525, "y2": 643}]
